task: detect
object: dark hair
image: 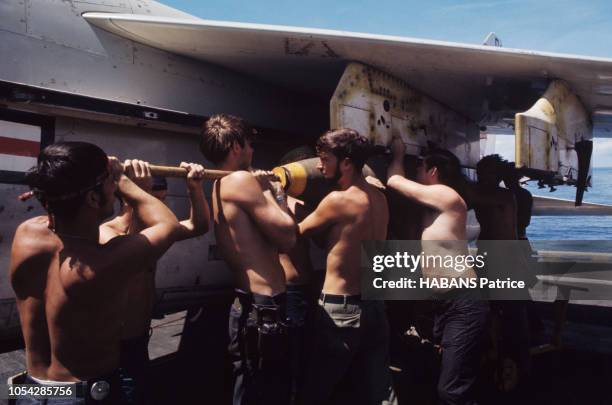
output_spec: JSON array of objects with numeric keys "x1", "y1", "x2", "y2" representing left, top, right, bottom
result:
[
  {"x1": 316, "y1": 128, "x2": 372, "y2": 170},
  {"x1": 476, "y1": 154, "x2": 507, "y2": 183},
  {"x1": 200, "y1": 114, "x2": 254, "y2": 164},
  {"x1": 26, "y1": 141, "x2": 108, "y2": 218},
  {"x1": 422, "y1": 148, "x2": 470, "y2": 202},
  {"x1": 476, "y1": 154, "x2": 506, "y2": 173}
]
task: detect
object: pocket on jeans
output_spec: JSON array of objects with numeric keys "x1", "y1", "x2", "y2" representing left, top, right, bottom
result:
[{"x1": 328, "y1": 306, "x2": 362, "y2": 328}]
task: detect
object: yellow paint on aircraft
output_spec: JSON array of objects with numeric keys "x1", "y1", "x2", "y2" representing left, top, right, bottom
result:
[
  {"x1": 330, "y1": 63, "x2": 480, "y2": 167},
  {"x1": 515, "y1": 80, "x2": 592, "y2": 182}
]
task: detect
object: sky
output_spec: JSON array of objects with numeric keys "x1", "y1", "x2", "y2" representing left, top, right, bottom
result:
[{"x1": 162, "y1": 0, "x2": 612, "y2": 166}]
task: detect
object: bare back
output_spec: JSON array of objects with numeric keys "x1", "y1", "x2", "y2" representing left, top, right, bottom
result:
[
  {"x1": 11, "y1": 218, "x2": 126, "y2": 380},
  {"x1": 45, "y1": 243, "x2": 128, "y2": 380},
  {"x1": 10, "y1": 217, "x2": 57, "y2": 380},
  {"x1": 212, "y1": 172, "x2": 288, "y2": 296}
]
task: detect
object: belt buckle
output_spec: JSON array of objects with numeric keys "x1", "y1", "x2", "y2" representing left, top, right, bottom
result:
[
  {"x1": 90, "y1": 380, "x2": 110, "y2": 401},
  {"x1": 254, "y1": 305, "x2": 277, "y2": 323}
]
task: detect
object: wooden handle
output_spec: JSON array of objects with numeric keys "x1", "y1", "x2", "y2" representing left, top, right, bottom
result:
[
  {"x1": 136, "y1": 164, "x2": 279, "y2": 182},
  {"x1": 147, "y1": 164, "x2": 231, "y2": 179}
]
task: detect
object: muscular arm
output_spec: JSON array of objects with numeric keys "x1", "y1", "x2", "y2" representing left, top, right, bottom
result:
[
  {"x1": 387, "y1": 176, "x2": 462, "y2": 212},
  {"x1": 298, "y1": 192, "x2": 341, "y2": 239},
  {"x1": 99, "y1": 204, "x2": 132, "y2": 243},
  {"x1": 98, "y1": 174, "x2": 180, "y2": 274},
  {"x1": 387, "y1": 143, "x2": 407, "y2": 180},
  {"x1": 176, "y1": 162, "x2": 210, "y2": 241},
  {"x1": 223, "y1": 171, "x2": 296, "y2": 252},
  {"x1": 177, "y1": 184, "x2": 209, "y2": 240},
  {"x1": 386, "y1": 136, "x2": 462, "y2": 212}
]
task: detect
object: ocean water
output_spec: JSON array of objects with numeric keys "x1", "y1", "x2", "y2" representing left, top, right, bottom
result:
[{"x1": 524, "y1": 167, "x2": 612, "y2": 241}]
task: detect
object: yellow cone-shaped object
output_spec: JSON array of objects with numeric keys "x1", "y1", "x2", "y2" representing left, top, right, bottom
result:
[{"x1": 272, "y1": 157, "x2": 379, "y2": 206}]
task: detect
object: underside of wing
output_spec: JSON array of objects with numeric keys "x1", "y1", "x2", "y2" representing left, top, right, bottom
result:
[{"x1": 83, "y1": 13, "x2": 612, "y2": 136}]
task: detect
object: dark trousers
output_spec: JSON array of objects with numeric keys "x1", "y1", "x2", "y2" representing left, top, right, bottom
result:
[
  {"x1": 300, "y1": 295, "x2": 394, "y2": 405},
  {"x1": 286, "y1": 284, "x2": 314, "y2": 403},
  {"x1": 433, "y1": 297, "x2": 489, "y2": 405},
  {"x1": 492, "y1": 301, "x2": 532, "y2": 379},
  {"x1": 228, "y1": 290, "x2": 291, "y2": 405},
  {"x1": 119, "y1": 334, "x2": 150, "y2": 405}
]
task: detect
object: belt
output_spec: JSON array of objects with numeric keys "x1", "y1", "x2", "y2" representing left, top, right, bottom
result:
[
  {"x1": 23, "y1": 372, "x2": 121, "y2": 403},
  {"x1": 76, "y1": 371, "x2": 122, "y2": 403},
  {"x1": 234, "y1": 295, "x2": 287, "y2": 326},
  {"x1": 319, "y1": 293, "x2": 361, "y2": 305}
]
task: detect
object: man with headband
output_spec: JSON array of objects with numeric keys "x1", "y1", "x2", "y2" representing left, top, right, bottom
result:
[{"x1": 9, "y1": 141, "x2": 181, "y2": 404}]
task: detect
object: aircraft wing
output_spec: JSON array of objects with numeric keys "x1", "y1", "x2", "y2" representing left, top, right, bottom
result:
[
  {"x1": 533, "y1": 195, "x2": 612, "y2": 216},
  {"x1": 83, "y1": 13, "x2": 612, "y2": 136}
]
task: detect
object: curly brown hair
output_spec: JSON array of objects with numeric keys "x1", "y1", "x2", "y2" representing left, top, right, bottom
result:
[{"x1": 315, "y1": 128, "x2": 372, "y2": 170}]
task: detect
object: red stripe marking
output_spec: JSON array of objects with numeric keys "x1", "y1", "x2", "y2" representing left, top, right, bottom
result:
[{"x1": 0, "y1": 136, "x2": 40, "y2": 158}]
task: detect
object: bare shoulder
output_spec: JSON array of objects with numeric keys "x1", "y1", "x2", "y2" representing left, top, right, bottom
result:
[
  {"x1": 13, "y1": 216, "x2": 58, "y2": 254},
  {"x1": 432, "y1": 184, "x2": 467, "y2": 211},
  {"x1": 222, "y1": 170, "x2": 254, "y2": 186},
  {"x1": 321, "y1": 190, "x2": 346, "y2": 208},
  {"x1": 10, "y1": 217, "x2": 58, "y2": 286},
  {"x1": 219, "y1": 170, "x2": 258, "y2": 201}
]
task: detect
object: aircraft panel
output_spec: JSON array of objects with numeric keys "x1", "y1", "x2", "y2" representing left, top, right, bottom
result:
[
  {"x1": 515, "y1": 80, "x2": 592, "y2": 188},
  {"x1": 83, "y1": 12, "x2": 612, "y2": 136},
  {"x1": 0, "y1": 25, "x2": 325, "y2": 135},
  {"x1": 27, "y1": 0, "x2": 134, "y2": 56},
  {"x1": 331, "y1": 63, "x2": 480, "y2": 166},
  {"x1": 0, "y1": 0, "x2": 26, "y2": 34}
]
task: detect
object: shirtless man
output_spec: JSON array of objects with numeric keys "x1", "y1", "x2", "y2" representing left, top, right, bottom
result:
[
  {"x1": 298, "y1": 128, "x2": 392, "y2": 405},
  {"x1": 474, "y1": 155, "x2": 532, "y2": 385},
  {"x1": 101, "y1": 166, "x2": 210, "y2": 404},
  {"x1": 387, "y1": 137, "x2": 489, "y2": 405},
  {"x1": 200, "y1": 114, "x2": 296, "y2": 405},
  {"x1": 472, "y1": 155, "x2": 518, "y2": 241},
  {"x1": 9, "y1": 141, "x2": 180, "y2": 404}
]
